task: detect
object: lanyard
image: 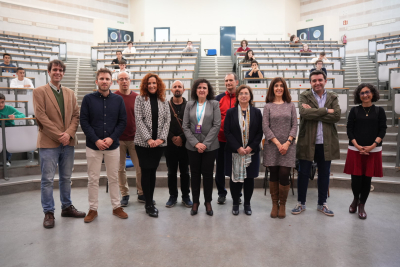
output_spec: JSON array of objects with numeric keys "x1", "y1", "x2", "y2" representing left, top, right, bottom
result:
[{"x1": 196, "y1": 101, "x2": 206, "y2": 124}]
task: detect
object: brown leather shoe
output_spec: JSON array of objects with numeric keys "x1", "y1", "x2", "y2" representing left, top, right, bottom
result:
[
  {"x1": 84, "y1": 210, "x2": 98, "y2": 223},
  {"x1": 113, "y1": 207, "x2": 128, "y2": 219},
  {"x1": 43, "y1": 212, "x2": 55, "y2": 229},
  {"x1": 349, "y1": 199, "x2": 358, "y2": 213},
  {"x1": 358, "y1": 203, "x2": 367, "y2": 219},
  {"x1": 61, "y1": 205, "x2": 86, "y2": 218}
]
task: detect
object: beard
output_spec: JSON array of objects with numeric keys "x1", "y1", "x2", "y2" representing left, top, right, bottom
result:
[{"x1": 173, "y1": 92, "x2": 182, "y2": 98}]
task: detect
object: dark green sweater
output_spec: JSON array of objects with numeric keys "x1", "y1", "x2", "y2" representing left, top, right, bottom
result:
[{"x1": 52, "y1": 88, "x2": 65, "y2": 123}]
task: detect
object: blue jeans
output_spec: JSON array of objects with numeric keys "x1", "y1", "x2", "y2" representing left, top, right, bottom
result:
[
  {"x1": 40, "y1": 145, "x2": 74, "y2": 213},
  {"x1": 297, "y1": 144, "x2": 331, "y2": 205}
]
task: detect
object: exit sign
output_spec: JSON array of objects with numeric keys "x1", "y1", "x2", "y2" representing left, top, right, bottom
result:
[
  {"x1": 117, "y1": 21, "x2": 124, "y2": 24},
  {"x1": 306, "y1": 19, "x2": 313, "y2": 22}
]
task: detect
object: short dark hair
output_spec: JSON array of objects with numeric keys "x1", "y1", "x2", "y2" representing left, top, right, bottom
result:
[
  {"x1": 225, "y1": 72, "x2": 238, "y2": 81},
  {"x1": 3, "y1": 53, "x2": 11, "y2": 59},
  {"x1": 353, "y1": 83, "x2": 380, "y2": 104},
  {"x1": 116, "y1": 51, "x2": 122, "y2": 54},
  {"x1": 47, "y1": 59, "x2": 66, "y2": 73},
  {"x1": 119, "y1": 60, "x2": 127, "y2": 65},
  {"x1": 315, "y1": 59, "x2": 323, "y2": 66},
  {"x1": 251, "y1": 60, "x2": 258, "y2": 66},
  {"x1": 0, "y1": 93, "x2": 5, "y2": 100},
  {"x1": 127, "y1": 41, "x2": 133, "y2": 45},
  {"x1": 235, "y1": 85, "x2": 254, "y2": 107},
  {"x1": 266, "y1": 77, "x2": 292, "y2": 103},
  {"x1": 290, "y1": 35, "x2": 296, "y2": 41},
  {"x1": 187, "y1": 40, "x2": 192, "y2": 44},
  {"x1": 320, "y1": 52, "x2": 326, "y2": 57},
  {"x1": 191, "y1": 79, "x2": 215, "y2": 101},
  {"x1": 241, "y1": 40, "x2": 248, "y2": 47},
  {"x1": 309, "y1": 69, "x2": 326, "y2": 81},
  {"x1": 96, "y1": 68, "x2": 112, "y2": 80},
  {"x1": 16, "y1": 67, "x2": 24, "y2": 72}
]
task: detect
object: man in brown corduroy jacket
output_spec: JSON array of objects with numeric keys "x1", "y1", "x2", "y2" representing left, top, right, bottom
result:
[{"x1": 33, "y1": 59, "x2": 86, "y2": 229}]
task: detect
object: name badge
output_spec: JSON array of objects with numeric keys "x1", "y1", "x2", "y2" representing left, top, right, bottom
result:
[{"x1": 195, "y1": 125, "x2": 202, "y2": 133}]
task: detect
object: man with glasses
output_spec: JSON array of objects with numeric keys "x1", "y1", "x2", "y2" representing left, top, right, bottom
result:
[
  {"x1": 114, "y1": 71, "x2": 144, "y2": 206},
  {"x1": 292, "y1": 69, "x2": 340, "y2": 217}
]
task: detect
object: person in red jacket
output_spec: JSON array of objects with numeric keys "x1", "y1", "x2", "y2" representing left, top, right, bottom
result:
[{"x1": 215, "y1": 73, "x2": 239, "y2": 204}]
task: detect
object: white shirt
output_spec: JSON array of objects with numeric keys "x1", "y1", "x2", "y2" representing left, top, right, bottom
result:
[
  {"x1": 10, "y1": 77, "x2": 34, "y2": 88},
  {"x1": 311, "y1": 57, "x2": 330, "y2": 63},
  {"x1": 122, "y1": 47, "x2": 136, "y2": 54}
]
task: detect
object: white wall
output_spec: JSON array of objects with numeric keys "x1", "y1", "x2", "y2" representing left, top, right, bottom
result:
[
  {"x1": 130, "y1": 0, "x2": 301, "y2": 56},
  {"x1": 299, "y1": 0, "x2": 400, "y2": 56}
]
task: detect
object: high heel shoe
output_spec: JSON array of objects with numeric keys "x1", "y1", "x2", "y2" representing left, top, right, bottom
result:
[
  {"x1": 191, "y1": 203, "x2": 199, "y2": 216},
  {"x1": 349, "y1": 198, "x2": 358, "y2": 213},
  {"x1": 204, "y1": 202, "x2": 213, "y2": 216}
]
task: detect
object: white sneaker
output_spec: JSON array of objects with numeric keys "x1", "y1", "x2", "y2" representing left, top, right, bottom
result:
[{"x1": 6, "y1": 161, "x2": 10, "y2": 167}]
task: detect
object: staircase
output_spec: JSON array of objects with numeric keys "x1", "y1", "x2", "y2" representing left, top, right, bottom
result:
[{"x1": 198, "y1": 56, "x2": 233, "y2": 95}]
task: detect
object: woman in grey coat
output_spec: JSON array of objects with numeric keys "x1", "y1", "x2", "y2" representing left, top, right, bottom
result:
[
  {"x1": 263, "y1": 77, "x2": 297, "y2": 219},
  {"x1": 182, "y1": 79, "x2": 221, "y2": 216}
]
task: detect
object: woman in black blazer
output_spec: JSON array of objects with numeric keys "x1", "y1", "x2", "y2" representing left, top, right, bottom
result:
[{"x1": 224, "y1": 85, "x2": 263, "y2": 215}]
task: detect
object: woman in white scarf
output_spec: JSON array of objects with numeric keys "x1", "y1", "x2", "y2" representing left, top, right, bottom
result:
[{"x1": 224, "y1": 85, "x2": 263, "y2": 215}]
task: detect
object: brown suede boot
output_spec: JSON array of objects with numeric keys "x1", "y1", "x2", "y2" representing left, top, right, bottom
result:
[
  {"x1": 278, "y1": 184, "x2": 290, "y2": 219},
  {"x1": 269, "y1": 181, "x2": 279, "y2": 218},
  {"x1": 84, "y1": 210, "x2": 98, "y2": 223}
]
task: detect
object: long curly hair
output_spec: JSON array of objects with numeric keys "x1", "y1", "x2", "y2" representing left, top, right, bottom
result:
[{"x1": 140, "y1": 73, "x2": 166, "y2": 102}]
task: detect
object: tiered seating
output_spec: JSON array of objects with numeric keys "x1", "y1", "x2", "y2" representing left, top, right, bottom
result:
[
  {"x1": 0, "y1": 33, "x2": 67, "y2": 60},
  {"x1": 232, "y1": 40, "x2": 348, "y2": 116},
  {"x1": 368, "y1": 35, "x2": 400, "y2": 59},
  {"x1": 93, "y1": 41, "x2": 201, "y2": 100}
]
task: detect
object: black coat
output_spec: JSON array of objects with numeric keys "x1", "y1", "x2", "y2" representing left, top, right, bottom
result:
[{"x1": 224, "y1": 105, "x2": 263, "y2": 154}]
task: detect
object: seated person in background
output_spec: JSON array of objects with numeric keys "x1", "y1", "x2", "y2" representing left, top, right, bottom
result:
[
  {"x1": 241, "y1": 50, "x2": 256, "y2": 63},
  {"x1": 0, "y1": 53, "x2": 17, "y2": 73},
  {"x1": 311, "y1": 51, "x2": 330, "y2": 63},
  {"x1": 300, "y1": 44, "x2": 312, "y2": 56},
  {"x1": 111, "y1": 51, "x2": 126, "y2": 69},
  {"x1": 122, "y1": 41, "x2": 136, "y2": 54},
  {"x1": 182, "y1": 41, "x2": 198, "y2": 55},
  {"x1": 0, "y1": 93, "x2": 26, "y2": 166},
  {"x1": 310, "y1": 59, "x2": 327, "y2": 77},
  {"x1": 289, "y1": 35, "x2": 302, "y2": 47},
  {"x1": 10, "y1": 67, "x2": 34, "y2": 88},
  {"x1": 112, "y1": 60, "x2": 131, "y2": 80},
  {"x1": 245, "y1": 60, "x2": 264, "y2": 83},
  {"x1": 234, "y1": 40, "x2": 250, "y2": 55}
]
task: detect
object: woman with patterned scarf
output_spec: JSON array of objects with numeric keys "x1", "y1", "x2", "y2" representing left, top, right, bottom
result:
[{"x1": 224, "y1": 85, "x2": 263, "y2": 215}]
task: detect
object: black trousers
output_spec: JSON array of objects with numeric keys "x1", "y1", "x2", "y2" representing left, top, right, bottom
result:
[
  {"x1": 351, "y1": 175, "x2": 372, "y2": 204},
  {"x1": 230, "y1": 178, "x2": 254, "y2": 206},
  {"x1": 215, "y1": 141, "x2": 228, "y2": 197},
  {"x1": 187, "y1": 149, "x2": 217, "y2": 204},
  {"x1": 141, "y1": 168, "x2": 157, "y2": 207},
  {"x1": 269, "y1": 166, "x2": 291, "y2": 186},
  {"x1": 165, "y1": 145, "x2": 190, "y2": 198}
]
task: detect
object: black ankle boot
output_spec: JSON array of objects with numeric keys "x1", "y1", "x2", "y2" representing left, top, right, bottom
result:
[{"x1": 145, "y1": 205, "x2": 158, "y2": 218}]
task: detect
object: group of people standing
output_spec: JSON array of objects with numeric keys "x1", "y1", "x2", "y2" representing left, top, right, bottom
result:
[{"x1": 34, "y1": 59, "x2": 386, "y2": 229}]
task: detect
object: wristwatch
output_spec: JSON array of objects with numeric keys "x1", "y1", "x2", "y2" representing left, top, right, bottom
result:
[
  {"x1": 374, "y1": 141, "x2": 380, "y2": 145},
  {"x1": 287, "y1": 139, "x2": 293, "y2": 144}
]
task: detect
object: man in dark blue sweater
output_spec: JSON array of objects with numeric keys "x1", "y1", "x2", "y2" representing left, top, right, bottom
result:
[{"x1": 80, "y1": 68, "x2": 128, "y2": 223}]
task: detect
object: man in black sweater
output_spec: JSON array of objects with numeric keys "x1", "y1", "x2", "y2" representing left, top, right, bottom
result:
[
  {"x1": 165, "y1": 80, "x2": 193, "y2": 208},
  {"x1": 111, "y1": 51, "x2": 126, "y2": 69}
]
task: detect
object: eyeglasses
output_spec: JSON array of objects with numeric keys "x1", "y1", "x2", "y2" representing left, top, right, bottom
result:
[
  {"x1": 360, "y1": 91, "x2": 371, "y2": 96},
  {"x1": 239, "y1": 92, "x2": 250, "y2": 96},
  {"x1": 118, "y1": 78, "x2": 130, "y2": 82}
]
